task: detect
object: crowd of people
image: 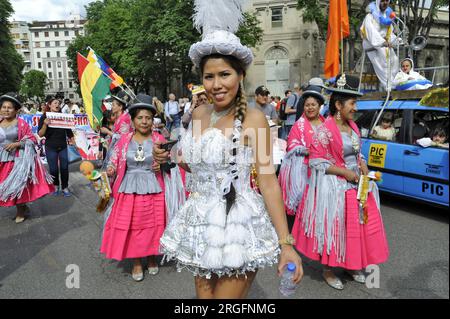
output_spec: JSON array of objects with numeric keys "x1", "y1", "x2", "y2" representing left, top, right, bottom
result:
[{"x1": 0, "y1": 0, "x2": 447, "y2": 300}]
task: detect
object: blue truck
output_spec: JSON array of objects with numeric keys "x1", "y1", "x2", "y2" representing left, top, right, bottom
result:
[{"x1": 354, "y1": 90, "x2": 449, "y2": 207}]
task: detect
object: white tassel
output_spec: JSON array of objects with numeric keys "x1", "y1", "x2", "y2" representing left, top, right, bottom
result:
[
  {"x1": 223, "y1": 243, "x2": 247, "y2": 268},
  {"x1": 193, "y1": 0, "x2": 246, "y2": 36},
  {"x1": 202, "y1": 246, "x2": 223, "y2": 269},
  {"x1": 206, "y1": 202, "x2": 227, "y2": 227},
  {"x1": 204, "y1": 225, "x2": 226, "y2": 247},
  {"x1": 224, "y1": 224, "x2": 248, "y2": 245},
  {"x1": 227, "y1": 203, "x2": 251, "y2": 224}
]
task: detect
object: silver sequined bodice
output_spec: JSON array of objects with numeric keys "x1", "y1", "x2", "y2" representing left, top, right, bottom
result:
[{"x1": 181, "y1": 127, "x2": 254, "y2": 196}]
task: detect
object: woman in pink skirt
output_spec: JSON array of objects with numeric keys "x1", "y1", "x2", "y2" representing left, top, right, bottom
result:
[
  {"x1": 0, "y1": 93, "x2": 54, "y2": 223},
  {"x1": 302, "y1": 74, "x2": 389, "y2": 290},
  {"x1": 101, "y1": 93, "x2": 184, "y2": 282}
]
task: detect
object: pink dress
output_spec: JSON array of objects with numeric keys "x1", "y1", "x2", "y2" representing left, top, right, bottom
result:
[
  {"x1": 279, "y1": 114, "x2": 325, "y2": 216},
  {"x1": 100, "y1": 132, "x2": 166, "y2": 260},
  {"x1": 0, "y1": 118, "x2": 54, "y2": 207},
  {"x1": 298, "y1": 116, "x2": 389, "y2": 270}
]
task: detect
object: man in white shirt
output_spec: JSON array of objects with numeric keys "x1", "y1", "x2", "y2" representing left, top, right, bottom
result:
[
  {"x1": 164, "y1": 93, "x2": 181, "y2": 132},
  {"x1": 61, "y1": 99, "x2": 71, "y2": 114}
]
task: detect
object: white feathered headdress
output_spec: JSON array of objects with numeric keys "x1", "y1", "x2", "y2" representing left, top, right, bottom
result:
[{"x1": 189, "y1": 0, "x2": 254, "y2": 69}]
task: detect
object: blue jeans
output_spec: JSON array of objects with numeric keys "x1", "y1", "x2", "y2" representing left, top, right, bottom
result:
[
  {"x1": 280, "y1": 124, "x2": 293, "y2": 140},
  {"x1": 46, "y1": 147, "x2": 69, "y2": 189},
  {"x1": 166, "y1": 113, "x2": 181, "y2": 133}
]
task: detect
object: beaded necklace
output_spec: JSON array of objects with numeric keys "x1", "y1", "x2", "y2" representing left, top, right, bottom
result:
[{"x1": 209, "y1": 107, "x2": 234, "y2": 128}]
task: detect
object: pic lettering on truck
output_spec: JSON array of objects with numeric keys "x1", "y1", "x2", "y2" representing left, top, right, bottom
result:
[{"x1": 355, "y1": 98, "x2": 449, "y2": 208}]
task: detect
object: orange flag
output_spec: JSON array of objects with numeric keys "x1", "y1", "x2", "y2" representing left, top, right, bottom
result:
[{"x1": 324, "y1": 0, "x2": 350, "y2": 79}]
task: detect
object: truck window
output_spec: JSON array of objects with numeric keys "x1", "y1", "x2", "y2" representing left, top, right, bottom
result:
[{"x1": 413, "y1": 110, "x2": 449, "y2": 148}]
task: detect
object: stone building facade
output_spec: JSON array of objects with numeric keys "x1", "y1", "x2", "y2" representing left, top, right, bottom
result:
[{"x1": 244, "y1": 0, "x2": 449, "y2": 97}]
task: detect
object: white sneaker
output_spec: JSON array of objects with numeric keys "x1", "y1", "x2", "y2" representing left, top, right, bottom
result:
[{"x1": 132, "y1": 272, "x2": 144, "y2": 282}]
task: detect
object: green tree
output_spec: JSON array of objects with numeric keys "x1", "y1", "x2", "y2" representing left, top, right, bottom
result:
[
  {"x1": 67, "y1": 0, "x2": 263, "y2": 98},
  {"x1": 20, "y1": 70, "x2": 48, "y2": 103},
  {"x1": 0, "y1": 0, "x2": 25, "y2": 93}
]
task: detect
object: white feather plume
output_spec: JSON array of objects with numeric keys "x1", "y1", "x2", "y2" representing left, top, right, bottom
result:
[{"x1": 193, "y1": 0, "x2": 247, "y2": 36}]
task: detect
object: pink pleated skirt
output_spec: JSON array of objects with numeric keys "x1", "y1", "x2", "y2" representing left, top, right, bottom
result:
[
  {"x1": 0, "y1": 161, "x2": 54, "y2": 207},
  {"x1": 293, "y1": 189, "x2": 389, "y2": 270},
  {"x1": 100, "y1": 192, "x2": 166, "y2": 261}
]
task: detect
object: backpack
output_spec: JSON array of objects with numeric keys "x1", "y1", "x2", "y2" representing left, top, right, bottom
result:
[
  {"x1": 295, "y1": 95, "x2": 305, "y2": 121},
  {"x1": 280, "y1": 94, "x2": 298, "y2": 121}
]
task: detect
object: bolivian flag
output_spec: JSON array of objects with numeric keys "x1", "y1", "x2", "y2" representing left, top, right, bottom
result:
[{"x1": 77, "y1": 52, "x2": 111, "y2": 128}]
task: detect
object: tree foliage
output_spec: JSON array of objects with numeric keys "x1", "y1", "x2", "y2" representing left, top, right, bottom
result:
[
  {"x1": 20, "y1": 70, "x2": 48, "y2": 103},
  {"x1": 67, "y1": 0, "x2": 263, "y2": 98},
  {"x1": 0, "y1": 0, "x2": 25, "y2": 93}
]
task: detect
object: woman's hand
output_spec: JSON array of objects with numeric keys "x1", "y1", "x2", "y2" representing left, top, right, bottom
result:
[
  {"x1": 152, "y1": 161, "x2": 161, "y2": 173},
  {"x1": 152, "y1": 141, "x2": 170, "y2": 164},
  {"x1": 100, "y1": 127, "x2": 111, "y2": 135},
  {"x1": 343, "y1": 169, "x2": 359, "y2": 183},
  {"x1": 106, "y1": 166, "x2": 115, "y2": 177},
  {"x1": 4, "y1": 142, "x2": 20, "y2": 152},
  {"x1": 360, "y1": 161, "x2": 369, "y2": 176},
  {"x1": 278, "y1": 245, "x2": 304, "y2": 284}
]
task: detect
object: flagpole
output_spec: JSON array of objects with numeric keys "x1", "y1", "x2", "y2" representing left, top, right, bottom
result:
[{"x1": 84, "y1": 47, "x2": 137, "y2": 100}]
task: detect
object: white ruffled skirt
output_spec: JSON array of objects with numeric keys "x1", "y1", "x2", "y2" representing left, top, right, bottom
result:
[{"x1": 160, "y1": 189, "x2": 280, "y2": 278}]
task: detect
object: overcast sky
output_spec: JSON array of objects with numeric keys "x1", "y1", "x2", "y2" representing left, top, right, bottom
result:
[{"x1": 10, "y1": 0, "x2": 94, "y2": 22}]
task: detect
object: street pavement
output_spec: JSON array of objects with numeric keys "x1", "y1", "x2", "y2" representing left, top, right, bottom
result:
[{"x1": 0, "y1": 163, "x2": 448, "y2": 299}]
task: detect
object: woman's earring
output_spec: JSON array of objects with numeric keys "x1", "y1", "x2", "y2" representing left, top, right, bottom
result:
[{"x1": 337, "y1": 111, "x2": 341, "y2": 121}]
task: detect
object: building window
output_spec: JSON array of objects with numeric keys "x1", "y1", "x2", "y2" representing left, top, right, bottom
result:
[
  {"x1": 35, "y1": 42, "x2": 41, "y2": 48},
  {"x1": 65, "y1": 31, "x2": 69, "y2": 36},
  {"x1": 37, "y1": 52, "x2": 41, "y2": 59},
  {"x1": 55, "y1": 31, "x2": 59, "y2": 37},
  {"x1": 45, "y1": 31, "x2": 49, "y2": 37},
  {"x1": 271, "y1": 8, "x2": 283, "y2": 28},
  {"x1": 45, "y1": 41, "x2": 50, "y2": 47},
  {"x1": 59, "y1": 82, "x2": 64, "y2": 90},
  {"x1": 57, "y1": 51, "x2": 60, "y2": 58},
  {"x1": 55, "y1": 41, "x2": 60, "y2": 47},
  {"x1": 48, "y1": 62, "x2": 52, "y2": 68},
  {"x1": 49, "y1": 82, "x2": 53, "y2": 89},
  {"x1": 69, "y1": 81, "x2": 73, "y2": 88},
  {"x1": 69, "y1": 94, "x2": 74, "y2": 99},
  {"x1": 65, "y1": 40, "x2": 70, "y2": 46},
  {"x1": 75, "y1": 30, "x2": 80, "y2": 36},
  {"x1": 48, "y1": 72, "x2": 53, "y2": 79},
  {"x1": 38, "y1": 62, "x2": 42, "y2": 69},
  {"x1": 58, "y1": 72, "x2": 62, "y2": 79},
  {"x1": 15, "y1": 44, "x2": 21, "y2": 49},
  {"x1": 47, "y1": 51, "x2": 51, "y2": 58},
  {"x1": 34, "y1": 32, "x2": 39, "y2": 38}
]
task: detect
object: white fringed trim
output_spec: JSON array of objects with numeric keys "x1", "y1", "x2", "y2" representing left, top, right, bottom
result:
[
  {"x1": 204, "y1": 225, "x2": 226, "y2": 247},
  {"x1": 224, "y1": 223, "x2": 248, "y2": 245},
  {"x1": 223, "y1": 243, "x2": 247, "y2": 268},
  {"x1": 206, "y1": 204, "x2": 227, "y2": 227},
  {"x1": 226, "y1": 204, "x2": 251, "y2": 224},
  {"x1": 202, "y1": 246, "x2": 223, "y2": 269}
]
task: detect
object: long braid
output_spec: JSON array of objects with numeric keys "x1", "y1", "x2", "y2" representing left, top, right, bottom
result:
[{"x1": 225, "y1": 83, "x2": 247, "y2": 214}]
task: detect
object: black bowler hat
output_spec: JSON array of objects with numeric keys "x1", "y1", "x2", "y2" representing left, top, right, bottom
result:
[
  {"x1": 128, "y1": 93, "x2": 157, "y2": 115},
  {"x1": 106, "y1": 90, "x2": 131, "y2": 108},
  {"x1": 0, "y1": 92, "x2": 22, "y2": 109},
  {"x1": 255, "y1": 85, "x2": 270, "y2": 96},
  {"x1": 301, "y1": 85, "x2": 325, "y2": 105},
  {"x1": 325, "y1": 74, "x2": 363, "y2": 97}
]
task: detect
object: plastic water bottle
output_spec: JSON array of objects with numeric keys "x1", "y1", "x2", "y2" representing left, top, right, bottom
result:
[{"x1": 279, "y1": 262, "x2": 297, "y2": 297}]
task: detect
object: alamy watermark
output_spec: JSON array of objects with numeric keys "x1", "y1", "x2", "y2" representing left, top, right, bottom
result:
[{"x1": 65, "y1": 264, "x2": 80, "y2": 289}]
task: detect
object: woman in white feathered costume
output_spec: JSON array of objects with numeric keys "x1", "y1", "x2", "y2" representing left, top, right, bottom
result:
[{"x1": 154, "y1": 0, "x2": 303, "y2": 299}]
